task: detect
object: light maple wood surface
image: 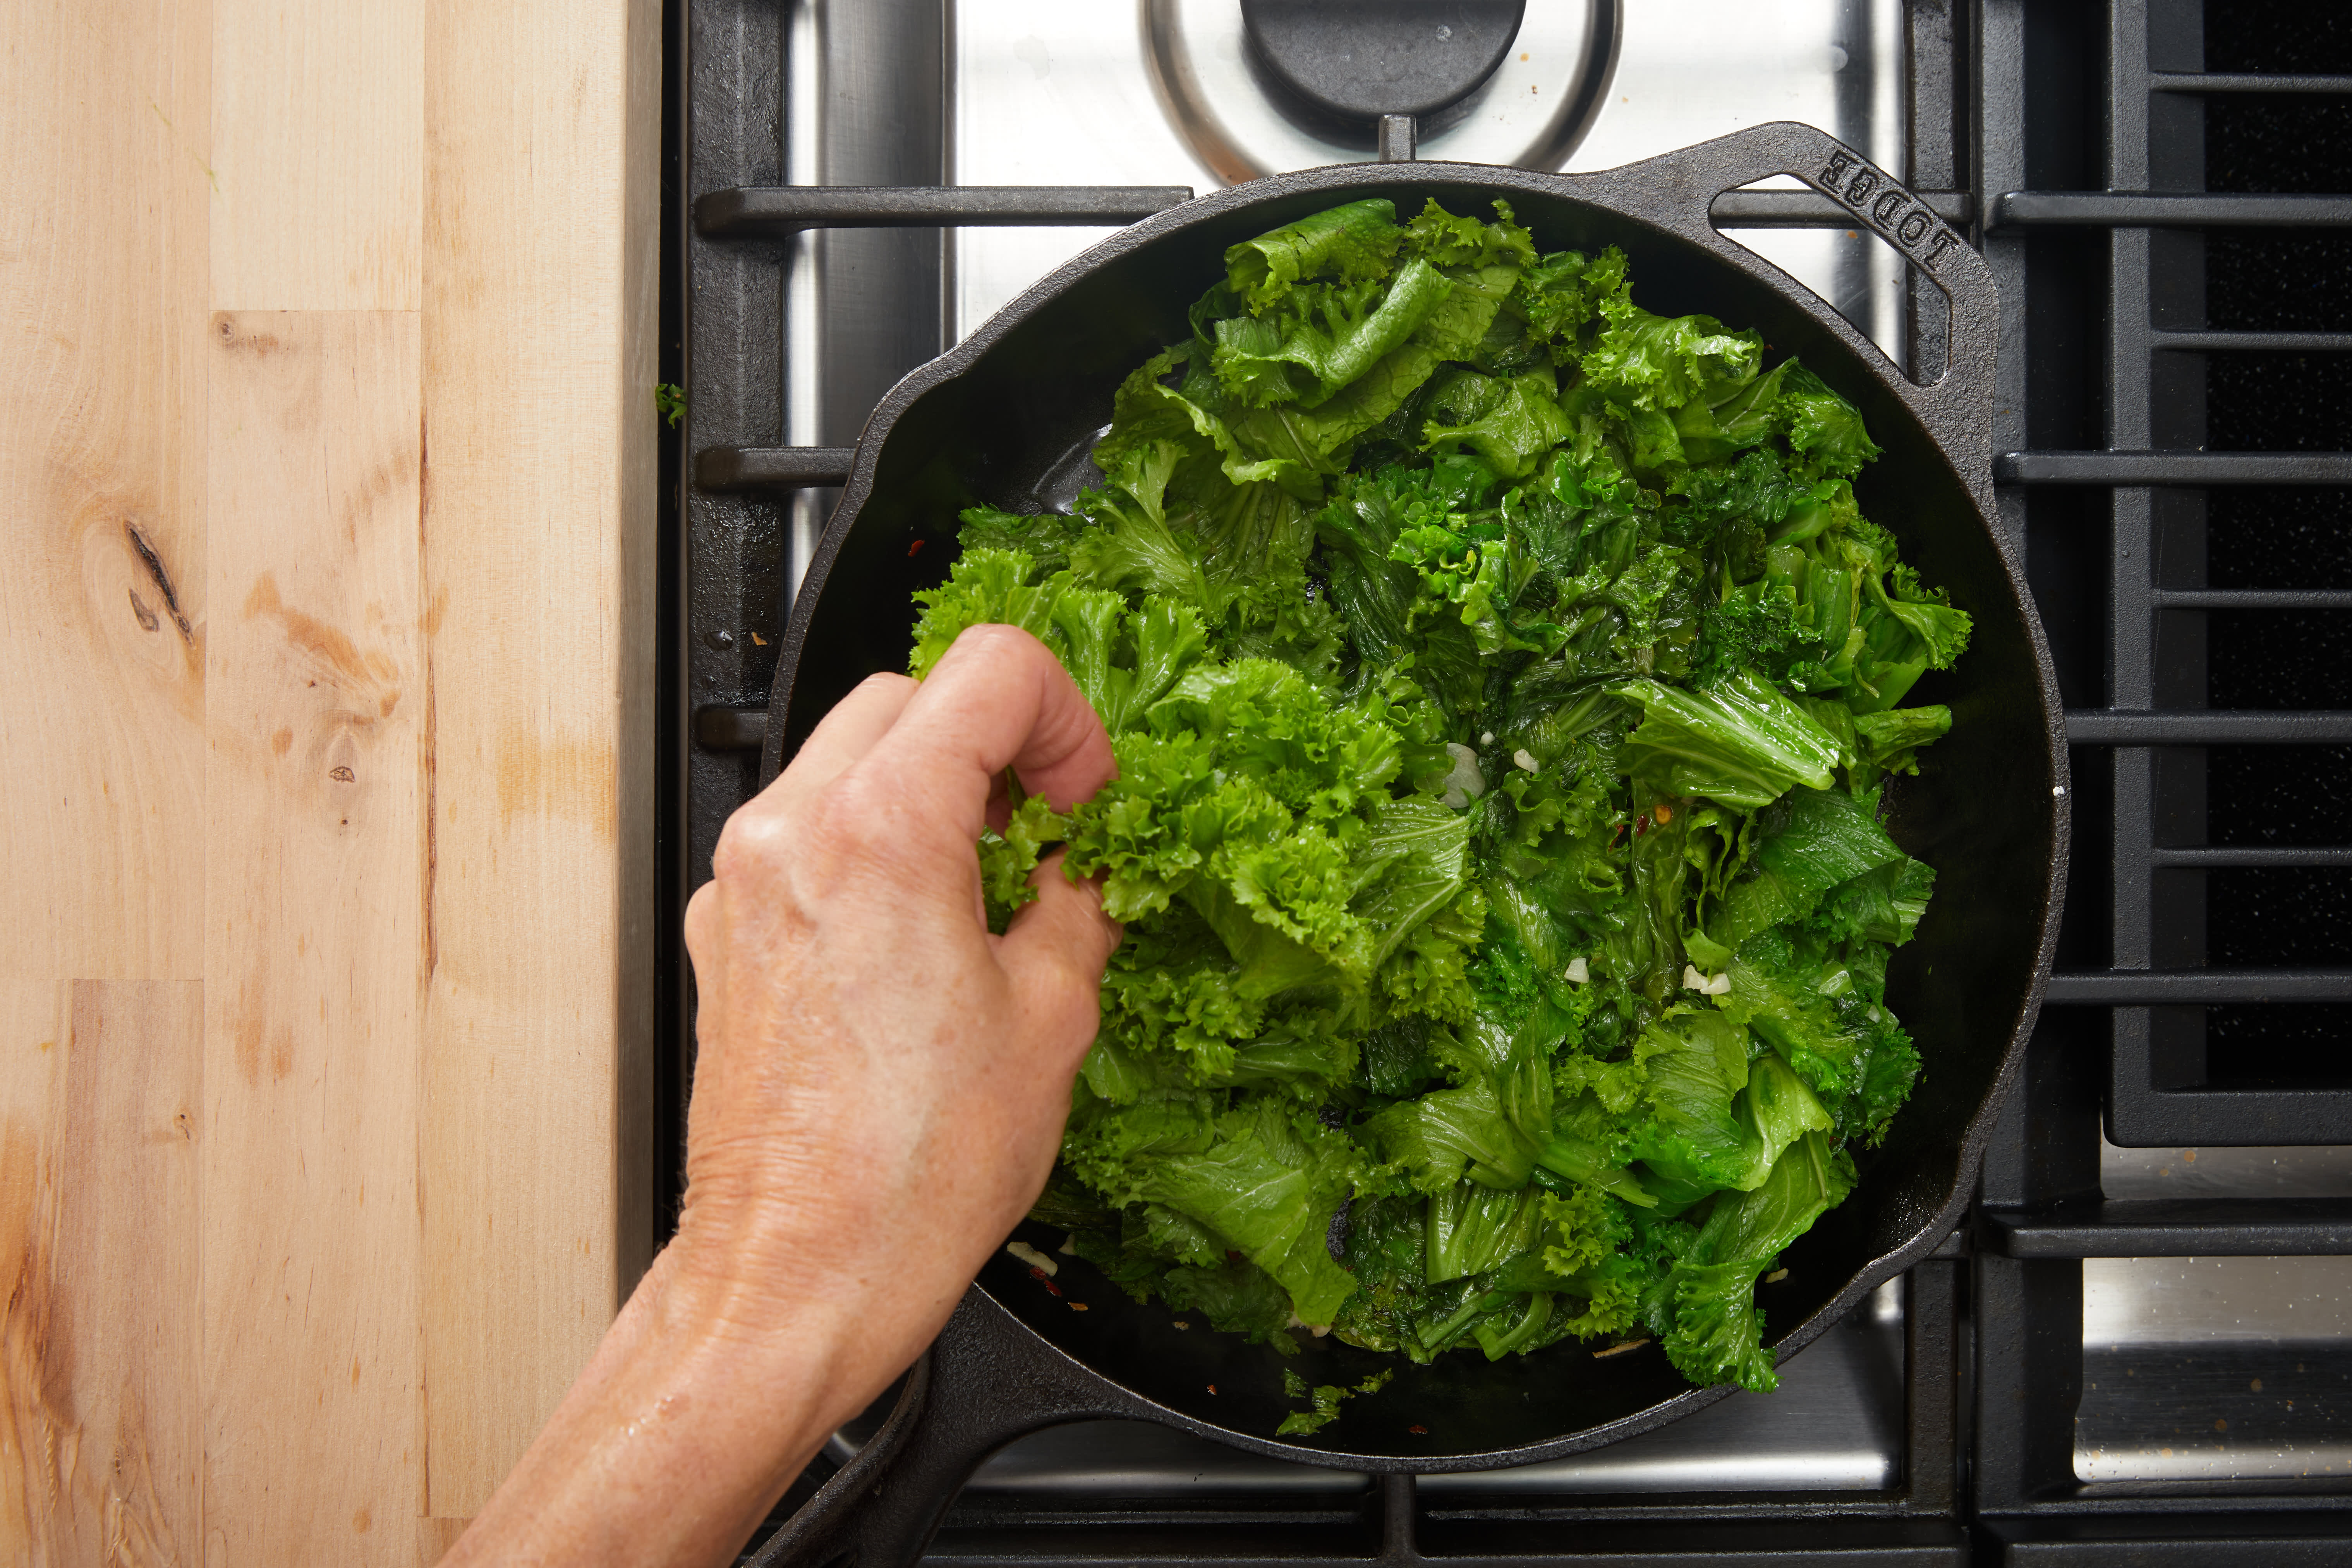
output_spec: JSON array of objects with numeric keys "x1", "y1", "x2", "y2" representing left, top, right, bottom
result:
[{"x1": 1, "y1": 0, "x2": 660, "y2": 1559}]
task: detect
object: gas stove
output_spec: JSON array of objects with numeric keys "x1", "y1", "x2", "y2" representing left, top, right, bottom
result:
[{"x1": 663, "y1": 2, "x2": 2352, "y2": 1560}]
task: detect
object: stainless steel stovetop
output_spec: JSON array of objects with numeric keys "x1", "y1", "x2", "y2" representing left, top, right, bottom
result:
[{"x1": 680, "y1": 0, "x2": 2352, "y2": 1527}]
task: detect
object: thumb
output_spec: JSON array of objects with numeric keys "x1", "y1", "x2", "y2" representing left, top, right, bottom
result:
[{"x1": 996, "y1": 852, "x2": 1123, "y2": 1069}]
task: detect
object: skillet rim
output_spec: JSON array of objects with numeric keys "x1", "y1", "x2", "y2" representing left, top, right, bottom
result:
[{"x1": 760, "y1": 128, "x2": 2069, "y2": 1470}]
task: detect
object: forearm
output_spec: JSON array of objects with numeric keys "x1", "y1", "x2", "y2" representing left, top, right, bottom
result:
[
  {"x1": 446, "y1": 631, "x2": 1117, "y2": 1566},
  {"x1": 442, "y1": 1241, "x2": 855, "y2": 1568}
]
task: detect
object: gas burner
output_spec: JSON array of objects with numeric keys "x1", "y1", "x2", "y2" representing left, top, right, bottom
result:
[
  {"x1": 1146, "y1": 0, "x2": 1619, "y2": 183},
  {"x1": 1241, "y1": 0, "x2": 1525, "y2": 147}
]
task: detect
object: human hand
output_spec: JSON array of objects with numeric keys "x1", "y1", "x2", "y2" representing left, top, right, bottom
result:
[
  {"x1": 674, "y1": 621, "x2": 1123, "y2": 1398},
  {"x1": 444, "y1": 625, "x2": 1120, "y2": 1568}
]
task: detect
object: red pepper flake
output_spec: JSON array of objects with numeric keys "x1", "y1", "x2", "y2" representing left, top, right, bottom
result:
[
  {"x1": 1409, "y1": 1424, "x2": 1428, "y2": 1435},
  {"x1": 908, "y1": 538, "x2": 926, "y2": 556},
  {"x1": 1069, "y1": 1302, "x2": 1090, "y2": 1312},
  {"x1": 1207, "y1": 1384, "x2": 1217, "y2": 1395},
  {"x1": 1633, "y1": 814, "x2": 1649, "y2": 836},
  {"x1": 1029, "y1": 1266, "x2": 1063, "y2": 1297}
]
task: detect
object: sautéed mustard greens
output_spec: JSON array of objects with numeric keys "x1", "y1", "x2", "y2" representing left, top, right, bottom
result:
[{"x1": 903, "y1": 197, "x2": 1968, "y2": 1415}]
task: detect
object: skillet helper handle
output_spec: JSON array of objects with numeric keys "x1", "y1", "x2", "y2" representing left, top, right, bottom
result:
[
  {"x1": 745, "y1": 1288, "x2": 1149, "y2": 1568},
  {"x1": 1574, "y1": 120, "x2": 1998, "y2": 515}
]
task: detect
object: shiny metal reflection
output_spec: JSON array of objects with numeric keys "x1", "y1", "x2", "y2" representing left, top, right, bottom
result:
[
  {"x1": 2078, "y1": 1136, "x2": 2352, "y2": 1481},
  {"x1": 783, "y1": 0, "x2": 948, "y2": 606},
  {"x1": 2100, "y1": 1134, "x2": 2352, "y2": 1199},
  {"x1": 2079, "y1": 1256, "x2": 2352, "y2": 1482},
  {"x1": 950, "y1": 0, "x2": 1914, "y2": 369},
  {"x1": 2086, "y1": 1255, "x2": 2352, "y2": 1348}
]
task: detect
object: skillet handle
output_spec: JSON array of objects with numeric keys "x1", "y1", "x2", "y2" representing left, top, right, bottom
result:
[
  {"x1": 744, "y1": 1288, "x2": 1149, "y2": 1568},
  {"x1": 1570, "y1": 120, "x2": 1998, "y2": 516}
]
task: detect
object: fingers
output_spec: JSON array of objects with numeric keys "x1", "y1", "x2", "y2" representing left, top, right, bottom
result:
[
  {"x1": 767, "y1": 672, "x2": 920, "y2": 806},
  {"x1": 865, "y1": 626, "x2": 1116, "y2": 835},
  {"x1": 682, "y1": 879, "x2": 724, "y2": 1026},
  {"x1": 997, "y1": 852, "x2": 1123, "y2": 1063},
  {"x1": 984, "y1": 768, "x2": 1013, "y2": 836}
]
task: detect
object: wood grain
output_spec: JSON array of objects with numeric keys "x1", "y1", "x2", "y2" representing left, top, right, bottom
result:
[
  {"x1": 0, "y1": 0, "x2": 212, "y2": 984},
  {"x1": 202, "y1": 310, "x2": 426, "y2": 1564},
  {"x1": 0, "y1": 979, "x2": 204, "y2": 1568},
  {"x1": 211, "y1": 0, "x2": 422, "y2": 310},
  {"x1": 416, "y1": 0, "x2": 661, "y2": 1514},
  {"x1": 6, "y1": 0, "x2": 657, "y2": 1553},
  {"x1": 420, "y1": 1515, "x2": 472, "y2": 1563}
]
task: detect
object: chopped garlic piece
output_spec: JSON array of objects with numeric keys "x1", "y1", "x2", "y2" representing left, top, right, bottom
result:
[
  {"x1": 1512, "y1": 748, "x2": 1539, "y2": 773},
  {"x1": 1059, "y1": 1233, "x2": 1080, "y2": 1256},
  {"x1": 1684, "y1": 965, "x2": 1732, "y2": 996},
  {"x1": 1565, "y1": 956, "x2": 1590, "y2": 984},
  {"x1": 1006, "y1": 1240, "x2": 1058, "y2": 1276},
  {"x1": 1480, "y1": 730, "x2": 1495, "y2": 745},
  {"x1": 1439, "y1": 742, "x2": 1487, "y2": 809}
]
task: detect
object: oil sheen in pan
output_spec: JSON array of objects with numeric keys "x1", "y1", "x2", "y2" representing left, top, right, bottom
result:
[{"x1": 1143, "y1": 0, "x2": 1622, "y2": 183}]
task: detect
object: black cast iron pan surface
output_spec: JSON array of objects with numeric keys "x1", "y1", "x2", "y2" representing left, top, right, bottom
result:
[{"x1": 745, "y1": 123, "x2": 2067, "y2": 1568}]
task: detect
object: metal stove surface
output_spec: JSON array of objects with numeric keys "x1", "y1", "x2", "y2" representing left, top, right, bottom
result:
[
  {"x1": 784, "y1": 0, "x2": 1912, "y2": 604},
  {"x1": 771, "y1": 0, "x2": 1921, "y2": 1504},
  {"x1": 688, "y1": 1, "x2": 2352, "y2": 1555},
  {"x1": 2076, "y1": 1140, "x2": 2352, "y2": 1484},
  {"x1": 948, "y1": 0, "x2": 1904, "y2": 345}
]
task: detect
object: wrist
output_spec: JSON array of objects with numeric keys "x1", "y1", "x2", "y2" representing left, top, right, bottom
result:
[
  {"x1": 445, "y1": 1242, "x2": 864, "y2": 1568},
  {"x1": 629, "y1": 1235, "x2": 865, "y2": 1443}
]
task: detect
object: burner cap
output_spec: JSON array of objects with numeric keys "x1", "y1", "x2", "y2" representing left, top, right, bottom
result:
[{"x1": 1240, "y1": 0, "x2": 1526, "y2": 124}]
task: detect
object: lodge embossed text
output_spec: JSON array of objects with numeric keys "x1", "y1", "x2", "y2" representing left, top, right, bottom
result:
[{"x1": 1817, "y1": 150, "x2": 1962, "y2": 272}]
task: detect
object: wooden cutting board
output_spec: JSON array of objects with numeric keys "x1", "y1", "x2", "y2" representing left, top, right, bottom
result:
[{"x1": 0, "y1": 0, "x2": 659, "y2": 1558}]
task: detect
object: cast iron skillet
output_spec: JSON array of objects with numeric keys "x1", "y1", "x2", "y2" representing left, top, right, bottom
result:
[{"x1": 747, "y1": 123, "x2": 2067, "y2": 1568}]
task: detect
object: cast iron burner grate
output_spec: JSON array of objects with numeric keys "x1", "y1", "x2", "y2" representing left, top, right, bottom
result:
[{"x1": 665, "y1": 0, "x2": 2352, "y2": 1560}]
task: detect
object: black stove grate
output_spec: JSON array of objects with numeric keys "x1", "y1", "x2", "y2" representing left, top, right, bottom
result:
[
  {"x1": 2005, "y1": 0, "x2": 2352, "y2": 1152},
  {"x1": 1973, "y1": 0, "x2": 2352, "y2": 1557},
  {"x1": 668, "y1": 0, "x2": 2352, "y2": 1559}
]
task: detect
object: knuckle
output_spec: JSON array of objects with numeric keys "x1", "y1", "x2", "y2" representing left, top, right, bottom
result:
[
  {"x1": 1040, "y1": 988, "x2": 1106, "y2": 1060},
  {"x1": 711, "y1": 806, "x2": 791, "y2": 884},
  {"x1": 683, "y1": 883, "x2": 716, "y2": 941},
  {"x1": 853, "y1": 670, "x2": 919, "y2": 702}
]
